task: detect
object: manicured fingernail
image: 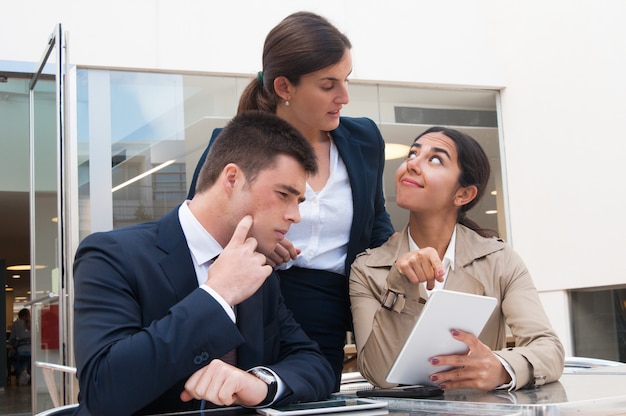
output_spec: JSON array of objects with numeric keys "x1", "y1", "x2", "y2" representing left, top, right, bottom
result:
[
  {"x1": 451, "y1": 329, "x2": 460, "y2": 336},
  {"x1": 431, "y1": 358, "x2": 439, "y2": 365},
  {"x1": 430, "y1": 375, "x2": 439, "y2": 382},
  {"x1": 439, "y1": 384, "x2": 447, "y2": 390}
]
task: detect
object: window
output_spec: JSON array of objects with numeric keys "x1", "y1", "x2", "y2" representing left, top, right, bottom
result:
[
  {"x1": 570, "y1": 287, "x2": 626, "y2": 362},
  {"x1": 76, "y1": 70, "x2": 506, "y2": 240}
]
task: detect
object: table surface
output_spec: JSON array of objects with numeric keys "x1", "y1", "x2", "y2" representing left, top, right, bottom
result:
[
  {"x1": 149, "y1": 368, "x2": 626, "y2": 416},
  {"x1": 338, "y1": 368, "x2": 626, "y2": 415}
]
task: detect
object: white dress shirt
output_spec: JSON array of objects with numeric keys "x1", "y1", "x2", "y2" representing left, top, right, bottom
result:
[
  {"x1": 178, "y1": 201, "x2": 285, "y2": 403},
  {"x1": 179, "y1": 200, "x2": 234, "y2": 321}
]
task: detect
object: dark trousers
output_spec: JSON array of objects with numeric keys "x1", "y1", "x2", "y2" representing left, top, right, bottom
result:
[
  {"x1": 278, "y1": 267, "x2": 350, "y2": 392},
  {"x1": 9, "y1": 350, "x2": 31, "y2": 383}
]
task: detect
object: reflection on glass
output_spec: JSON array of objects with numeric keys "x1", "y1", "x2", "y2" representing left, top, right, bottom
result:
[
  {"x1": 31, "y1": 76, "x2": 62, "y2": 413},
  {"x1": 76, "y1": 70, "x2": 249, "y2": 234},
  {"x1": 76, "y1": 70, "x2": 504, "y2": 240},
  {"x1": 32, "y1": 81, "x2": 58, "y2": 299}
]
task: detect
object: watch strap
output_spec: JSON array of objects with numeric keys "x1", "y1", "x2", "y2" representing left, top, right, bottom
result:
[{"x1": 249, "y1": 368, "x2": 278, "y2": 406}]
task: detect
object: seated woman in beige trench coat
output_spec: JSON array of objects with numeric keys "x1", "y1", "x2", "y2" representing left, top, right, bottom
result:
[{"x1": 349, "y1": 126, "x2": 564, "y2": 392}]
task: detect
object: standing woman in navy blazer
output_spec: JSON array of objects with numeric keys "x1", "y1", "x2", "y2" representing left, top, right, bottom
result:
[{"x1": 188, "y1": 12, "x2": 394, "y2": 390}]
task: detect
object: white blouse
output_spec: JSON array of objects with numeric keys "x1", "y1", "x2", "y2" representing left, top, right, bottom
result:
[{"x1": 278, "y1": 139, "x2": 353, "y2": 275}]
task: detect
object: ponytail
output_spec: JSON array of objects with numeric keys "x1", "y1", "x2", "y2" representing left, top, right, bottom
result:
[
  {"x1": 237, "y1": 78, "x2": 276, "y2": 114},
  {"x1": 237, "y1": 12, "x2": 350, "y2": 116}
]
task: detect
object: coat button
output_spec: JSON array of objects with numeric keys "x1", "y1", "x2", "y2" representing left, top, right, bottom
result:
[{"x1": 194, "y1": 355, "x2": 202, "y2": 364}]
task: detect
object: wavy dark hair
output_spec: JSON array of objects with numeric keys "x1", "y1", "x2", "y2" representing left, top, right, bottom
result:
[
  {"x1": 414, "y1": 126, "x2": 498, "y2": 238},
  {"x1": 238, "y1": 11, "x2": 351, "y2": 114}
]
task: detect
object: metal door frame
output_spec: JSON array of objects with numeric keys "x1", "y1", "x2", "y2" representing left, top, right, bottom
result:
[{"x1": 28, "y1": 23, "x2": 77, "y2": 410}]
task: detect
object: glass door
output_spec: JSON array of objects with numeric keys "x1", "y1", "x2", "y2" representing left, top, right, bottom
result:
[{"x1": 28, "y1": 23, "x2": 77, "y2": 414}]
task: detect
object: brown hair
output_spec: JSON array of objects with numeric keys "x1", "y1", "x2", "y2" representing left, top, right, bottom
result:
[
  {"x1": 18, "y1": 308, "x2": 30, "y2": 331},
  {"x1": 238, "y1": 11, "x2": 351, "y2": 114},
  {"x1": 194, "y1": 111, "x2": 318, "y2": 193}
]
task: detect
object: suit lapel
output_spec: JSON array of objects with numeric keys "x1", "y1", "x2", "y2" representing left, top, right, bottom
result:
[
  {"x1": 333, "y1": 125, "x2": 365, "y2": 213},
  {"x1": 156, "y1": 208, "x2": 199, "y2": 301},
  {"x1": 332, "y1": 124, "x2": 364, "y2": 270}
]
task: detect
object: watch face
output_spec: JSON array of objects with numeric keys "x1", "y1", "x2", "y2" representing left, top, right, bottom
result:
[{"x1": 252, "y1": 368, "x2": 276, "y2": 384}]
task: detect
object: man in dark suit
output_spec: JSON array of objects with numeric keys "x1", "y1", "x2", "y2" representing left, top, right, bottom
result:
[{"x1": 73, "y1": 111, "x2": 334, "y2": 415}]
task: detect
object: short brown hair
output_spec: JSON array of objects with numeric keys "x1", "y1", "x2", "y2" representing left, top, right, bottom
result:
[{"x1": 194, "y1": 111, "x2": 318, "y2": 193}]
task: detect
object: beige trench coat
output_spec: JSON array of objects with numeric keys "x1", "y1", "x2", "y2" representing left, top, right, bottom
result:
[{"x1": 349, "y1": 224, "x2": 564, "y2": 390}]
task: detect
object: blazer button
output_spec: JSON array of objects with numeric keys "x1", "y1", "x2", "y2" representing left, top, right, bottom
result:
[
  {"x1": 194, "y1": 355, "x2": 202, "y2": 365},
  {"x1": 200, "y1": 352, "x2": 209, "y2": 361}
]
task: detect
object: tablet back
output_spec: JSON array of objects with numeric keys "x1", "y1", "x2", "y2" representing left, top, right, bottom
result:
[{"x1": 385, "y1": 289, "x2": 497, "y2": 386}]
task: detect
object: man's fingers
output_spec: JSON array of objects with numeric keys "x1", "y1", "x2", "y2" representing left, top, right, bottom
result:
[
  {"x1": 180, "y1": 390, "x2": 193, "y2": 402},
  {"x1": 264, "y1": 256, "x2": 279, "y2": 267},
  {"x1": 228, "y1": 215, "x2": 253, "y2": 246}
]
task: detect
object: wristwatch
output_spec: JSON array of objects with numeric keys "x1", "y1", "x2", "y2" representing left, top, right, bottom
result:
[{"x1": 249, "y1": 367, "x2": 278, "y2": 406}]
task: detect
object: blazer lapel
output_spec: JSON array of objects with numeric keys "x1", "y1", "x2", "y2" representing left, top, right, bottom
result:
[
  {"x1": 445, "y1": 225, "x2": 496, "y2": 295},
  {"x1": 332, "y1": 124, "x2": 365, "y2": 269},
  {"x1": 156, "y1": 207, "x2": 199, "y2": 301},
  {"x1": 333, "y1": 124, "x2": 366, "y2": 206}
]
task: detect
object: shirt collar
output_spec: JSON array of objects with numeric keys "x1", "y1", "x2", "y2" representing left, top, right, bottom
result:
[{"x1": 178, "y1": 200, "x2": 222, "y2": 267}]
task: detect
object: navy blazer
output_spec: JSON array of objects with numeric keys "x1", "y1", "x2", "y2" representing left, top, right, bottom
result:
[
  {"x1": 188, "y1": 117, "x2": 395, "y2": 273},
  {"x1": 73, "y1": 208, "x2": 334, "y2": 415}
]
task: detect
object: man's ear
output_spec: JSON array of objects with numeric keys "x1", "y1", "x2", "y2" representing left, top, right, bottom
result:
[
  {"x1": 221, "y1": 163, "x2": 240, "y2": 194},
  {"x1": 454, "y1": 185, "x2": 478, "y2": 207},
  {"x1": 273, "y1": 76, "x2": 292, "y2": 102}
]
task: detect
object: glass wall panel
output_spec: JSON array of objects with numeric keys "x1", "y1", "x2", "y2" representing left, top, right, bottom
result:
[
  {"x1": 0, "y1": 75, "x2": 31, "y2": 330},
  {"x1": 76, "y1": 70, "x2": 505, "y2": 240},
  {"x1": 76, "y1": 70, "x2": 251, "y2": 236},
  {"x1": 0, "y1": 74, "x2": 32, "y2": 396},
  {"x1": 345, "y1": 84, "x2": 503, "y2": 238},
  {"x1": 31, "y1": 76, "x2": 60, "y2": 413}
]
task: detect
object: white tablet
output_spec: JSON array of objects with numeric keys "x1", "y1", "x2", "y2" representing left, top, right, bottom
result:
[
  {"x1": 256, "y1": 398, "x2": 387, "y2": 416},
  {"x1": 385, "y1": 289, "x2": 497, "y2": 386}
]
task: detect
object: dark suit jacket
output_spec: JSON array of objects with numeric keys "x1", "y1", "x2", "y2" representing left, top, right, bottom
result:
[
  {"x1": 73, "y1": 208, "x2": 335, "y2": 415},
  {"x1": 188, "y1": 117, "x2": 395, "y2": 273}
]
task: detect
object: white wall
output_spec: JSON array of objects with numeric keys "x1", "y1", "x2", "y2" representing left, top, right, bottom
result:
[
  {"x1": 3, "y1": 0, "x2": 626, "y2": 354},
  {"x1": 488, "y1": 1, "x2": 626, "y2": 290},
  {"x1": 1, "y1": 0, "x2": 505, "y2": 85}
]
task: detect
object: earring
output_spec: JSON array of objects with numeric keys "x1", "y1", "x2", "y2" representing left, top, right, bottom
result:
[{"x1": 285, "y1": 100, "x2": 290, "y2": 107}]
